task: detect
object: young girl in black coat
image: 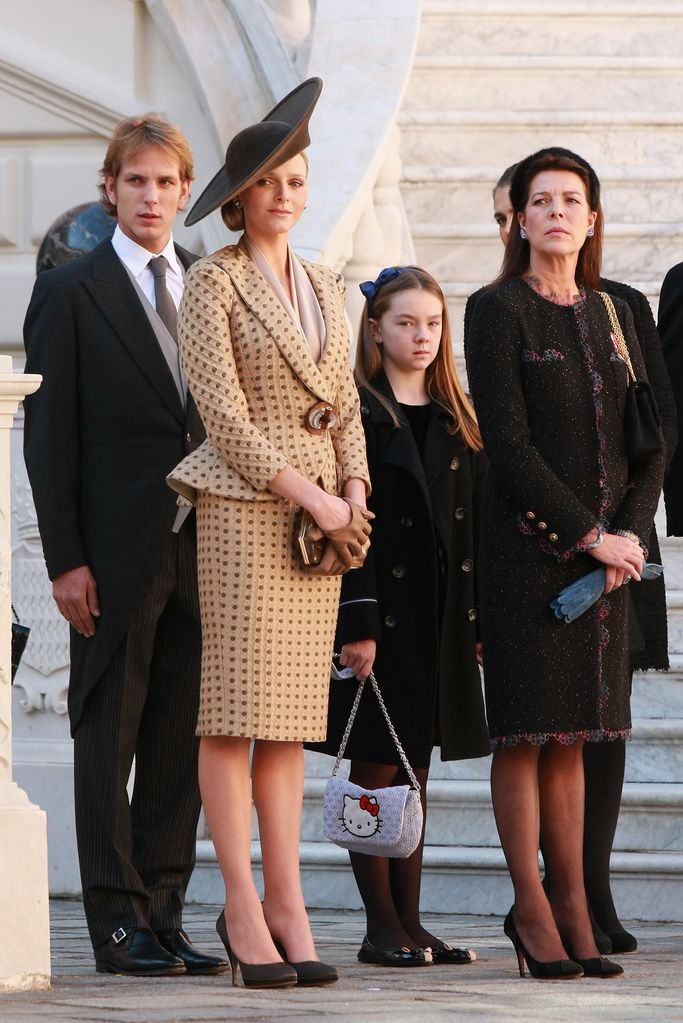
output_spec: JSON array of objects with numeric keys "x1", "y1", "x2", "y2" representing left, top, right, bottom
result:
[{"x1": 310, "y1": 266, "x2": 489, "y2": 966}]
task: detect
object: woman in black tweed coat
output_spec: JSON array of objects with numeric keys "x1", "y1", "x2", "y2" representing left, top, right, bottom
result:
[
  {"x1": 465, "y1": 170, "x2": 677, "y2": 957},
  {"x1": 467, "y1": 148, "x2": 665, "y2": 979}
]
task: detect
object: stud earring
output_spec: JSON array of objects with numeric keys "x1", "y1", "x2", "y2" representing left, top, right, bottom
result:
[
  {"x1": 233, "y1": 199, "x2": 241, "y2": 208},
  {"x1": 520, "y1": 227, "x2": 528, "y2": 240},
  {"x1": 586, "y1": 226, "x2": 594, "y2": 237}
]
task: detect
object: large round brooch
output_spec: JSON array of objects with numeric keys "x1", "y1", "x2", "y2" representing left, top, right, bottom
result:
[{"x1": 305, "y1": 400, "x2": 338, "y2": 434}]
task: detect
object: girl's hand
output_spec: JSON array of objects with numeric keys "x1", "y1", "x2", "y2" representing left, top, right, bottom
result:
[
  {"x1": 339, "y1": 639, "x2": 376, "y2": 680},
  {"x1": 588, "y1": 532, "x2": 643, "y2": 582}
]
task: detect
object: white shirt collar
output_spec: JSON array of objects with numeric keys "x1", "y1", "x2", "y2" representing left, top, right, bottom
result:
[{"x1": 111, "y1": 225, "x2": 182, "y2": 280}]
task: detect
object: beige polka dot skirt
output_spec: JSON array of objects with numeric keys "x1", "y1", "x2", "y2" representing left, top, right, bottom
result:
[{"x1": 195, "y1": 492, "x2": 341, "y2": 741}]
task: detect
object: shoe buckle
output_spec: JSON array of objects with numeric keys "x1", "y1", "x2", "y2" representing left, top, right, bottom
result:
[{"x1": 112, "y1": 927, "x2": 128, "y2": 945}]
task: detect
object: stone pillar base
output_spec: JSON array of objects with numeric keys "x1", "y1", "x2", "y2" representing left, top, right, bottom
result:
[{"x1": 0, "y1": 781, "x2": 50, "y2": 991}]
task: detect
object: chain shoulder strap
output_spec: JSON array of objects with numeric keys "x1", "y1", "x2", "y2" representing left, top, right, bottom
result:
[
  {"x1": 331, "y1": 671, "x2": 421, "y2": 792},
  {"x1": 598, "y1": 291, "x2": 636, "y2": 382}
]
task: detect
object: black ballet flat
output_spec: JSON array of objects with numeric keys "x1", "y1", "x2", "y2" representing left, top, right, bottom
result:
[
  {"x1": 357, "y1": 936, "x2": 429, "y2": 967},
  {"x1": 429, "y1": 941, "x2": 477, "y2": 965}
]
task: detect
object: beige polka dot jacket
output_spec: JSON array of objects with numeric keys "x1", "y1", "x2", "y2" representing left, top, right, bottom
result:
[{"x1": 167, "y1": 244, "x2": 369, "y2": 504}]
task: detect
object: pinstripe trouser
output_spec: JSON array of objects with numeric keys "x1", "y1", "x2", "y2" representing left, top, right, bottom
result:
[{"x1": 72, "y1": 524, "x2": 202, "y2": 949}]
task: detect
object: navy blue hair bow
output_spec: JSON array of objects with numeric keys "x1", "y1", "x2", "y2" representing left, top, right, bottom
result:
[{"x1": 359, "y1": 266, "x2": 409, "y2": 314}]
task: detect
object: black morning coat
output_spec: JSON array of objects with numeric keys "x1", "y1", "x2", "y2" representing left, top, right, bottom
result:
[
  {"x1": 23, "y1": 238, "x2": 205, "y2": 733},
  {"x1": 657, "y1": 260, "x2": 683, "y2": 536},
  {"x1": 309, "y1": 373, "x2": 490, "y2": 768}
]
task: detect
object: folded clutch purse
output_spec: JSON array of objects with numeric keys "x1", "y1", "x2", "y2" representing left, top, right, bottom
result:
[{"x1": 296, "y1": 509, "x2": 325, "y2": 567}]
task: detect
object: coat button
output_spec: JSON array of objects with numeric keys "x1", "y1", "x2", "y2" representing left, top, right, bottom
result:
[
  {"x1": 392, "y1": 565, "x2": 406, "y2": 579},
  {"x1": 549, "y1": 532, "x2": 559, "y2": 542},
  {"x1": 461, "y1": 559, "x2": 473, "y2": 573},
  {"x1": 384, "y1": 615, "x2": 398, "y2": 628},
  {"x1": 360, "y1": 403, "x2": 370, "y2": 415},
  {"x1": 538, "y1": 521, "x2": 547, "y2": 530},
  {"x1": 401, "y1": 516, "x2": 413, "y2": 528},
  {"x1": 526, "y1": 511, "x2": 535, "y2": 520},
  {"x1": 467, "y1": 608, "x2": 477, "y2": 622},
  {"x1": 450, "y1": 457, "x2": 460, "y2": 470},
  {"x1": 454, "y1": 507, "x2": 466, "y2": 521}
]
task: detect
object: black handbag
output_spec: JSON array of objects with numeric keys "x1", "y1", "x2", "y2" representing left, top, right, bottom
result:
[
  {"x1": 599, "y1": 292, "x2": 663, "y2": 467},
  {"x1": 11, "y1": 603, "x2": 30, "y2": 682}
]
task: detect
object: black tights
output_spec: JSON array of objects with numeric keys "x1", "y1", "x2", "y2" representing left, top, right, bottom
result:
[
  {"x1": 543, "y1": 738, "x2": 626, "y2": 937},
  {"x1": 582, "y1": 738, "x2": 627, "y2": 935},
  {"x1": 348, "y1": 760, "x2": 441, "y2": 950}
]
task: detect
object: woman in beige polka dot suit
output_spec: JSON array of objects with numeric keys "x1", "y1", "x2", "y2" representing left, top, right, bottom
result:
[{"x1": 167, "y1": 79, "x2": 370, "y2": 988}]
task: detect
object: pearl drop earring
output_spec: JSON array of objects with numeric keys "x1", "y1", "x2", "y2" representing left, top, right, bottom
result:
[{"x1": 520, "y1": 227, "x2": 528, "y2": 240}]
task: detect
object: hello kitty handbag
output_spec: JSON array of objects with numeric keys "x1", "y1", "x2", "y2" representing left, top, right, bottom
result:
[{"x1": 322, "y1": 671, "x2": 423, "y2": 858}]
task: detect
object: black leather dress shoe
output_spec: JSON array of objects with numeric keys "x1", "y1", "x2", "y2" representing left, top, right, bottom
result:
[
  {"x1": 94, "y1": 927, "x2": 186, "y2": 976},
  {"x1": 156, "y1": 928, "x2": 228, "y2": 975}
]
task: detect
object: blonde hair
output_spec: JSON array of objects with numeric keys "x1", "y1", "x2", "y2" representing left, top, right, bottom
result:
[
  {"x1": 221, "y1": 150, "x2": 309, "y2": 232},
  {"x1": 355, "y1": 266, "x2": 482, "y2": 451},
  {"x1": 99, "y1": 113, "x2": 194, "y2": 216}
]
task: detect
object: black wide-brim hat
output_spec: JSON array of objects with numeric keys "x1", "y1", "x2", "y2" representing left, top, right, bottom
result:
[{"x1": 184, "y1": 77, "x2": 322, "y2": 227}]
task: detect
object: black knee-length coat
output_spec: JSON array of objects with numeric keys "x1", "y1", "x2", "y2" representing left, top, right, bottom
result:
[
  {"x1": 467, "y1": 279, "x2": 665, "y2": 746},
  {"x1": 466, "y1": 276, "x2": 676, "y2": 672},
  {"x1": 308, "y1": 373, "x2": 490, "y2": 768}
]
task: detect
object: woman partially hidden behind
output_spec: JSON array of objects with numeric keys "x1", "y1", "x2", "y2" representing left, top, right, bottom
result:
[{"x1": 467, "y1": 148, "x2": 664, "y2": 980}]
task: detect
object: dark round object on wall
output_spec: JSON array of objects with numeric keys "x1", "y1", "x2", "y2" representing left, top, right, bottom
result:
[{"x1": 36, "y1": 202, "x2": 115, "y2": 274}]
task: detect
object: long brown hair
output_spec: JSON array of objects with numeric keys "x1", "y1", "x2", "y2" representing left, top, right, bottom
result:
[
  {"x1": 355, "y1": 266, "x2": 482, "y2": 451},
  {"x1": 500, "y1": 147, "x2": 604, "y2": 290}
]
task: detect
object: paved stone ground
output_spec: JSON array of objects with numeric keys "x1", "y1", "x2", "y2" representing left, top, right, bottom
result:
[{"x1": 1, "y1": 901, "x2": 681, "y2": 1023}]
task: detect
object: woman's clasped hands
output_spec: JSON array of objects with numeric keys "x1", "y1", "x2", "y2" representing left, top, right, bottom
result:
[
  {"x1": 307, "y1": 494, "x2": 374, "y2": 575},
  {"x1": 587, "y1": 531, "x2": 644, "y2": 593}
]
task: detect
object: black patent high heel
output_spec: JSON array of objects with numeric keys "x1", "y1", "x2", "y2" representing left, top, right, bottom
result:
[
  {"x1": 215, "y1": 912, "x2": 297, "y2": 989},
  {"x1": 503, "y1": 910, "x2": 583, "y2": 981}
]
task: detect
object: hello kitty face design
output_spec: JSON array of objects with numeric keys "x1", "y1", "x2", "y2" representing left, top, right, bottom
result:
[{"x1": 342, "y1": 794, "x2": 381, "y2": 838}]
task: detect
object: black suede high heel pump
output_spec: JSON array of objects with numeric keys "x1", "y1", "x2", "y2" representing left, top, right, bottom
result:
[
  {"x1": 565, "y1": 946, "x2": 624, "y2": 978},
  {"x1": 272, "y1": 939, "x2": 338, "y2": 986},
  {"x1": 503, "y1": 910, "x2": 584, "y2": 981},
  {"x1": 215, "y1": 912, "x2": 297, "y2": 989}
]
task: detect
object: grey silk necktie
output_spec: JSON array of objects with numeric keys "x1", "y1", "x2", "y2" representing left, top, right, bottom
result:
[{"x1": 148, "y1": 255, "x2": 178, "y2": 342}]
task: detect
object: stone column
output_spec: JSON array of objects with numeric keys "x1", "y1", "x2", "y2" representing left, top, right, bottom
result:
[{"x1": 0, "y1": 356, "x2": 49, "y2": 992}]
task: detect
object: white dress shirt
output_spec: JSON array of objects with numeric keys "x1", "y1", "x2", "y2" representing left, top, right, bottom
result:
[{"x1": 111, "y1": 225, "x2": 184, "y2": 311}]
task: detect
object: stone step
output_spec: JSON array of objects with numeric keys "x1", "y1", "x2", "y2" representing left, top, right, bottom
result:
[
  {"x1": 410, "y1": 221, "x2": 683, "y2": 285},
  {"x1": 401, "y1": 168, "x2": 683, "y2": 227},
  {"x1": 187, "y1": 839, "x2": 683, "y2": 922},
  {"x1": 665, "y1": 591, "x2": 683, "y2": 655},
  {"x1": 661, "y1": 539, "x2": 683, "y2": 588},
  {"x1": 403, "y1": 56, "x2": 683, "y2": 113},
  {"x1": 399, "y1": 112, "x2": 683, "y2": 174},
  {"x1": 300, "y1": 778, "x2": 683, "y2": 852},
  {"x1": 631, "y1": 670, "x2": 683, "y2": 720},
  {"x1": 418, "y1": 3, "x2": 683, "y2": 59},
  {"x1": 625, "y1": 720, "x2": 683, "y2": 784}
]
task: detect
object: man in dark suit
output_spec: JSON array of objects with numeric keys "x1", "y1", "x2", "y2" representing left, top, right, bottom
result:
[
  {"x1": 23, "y1": 115, "x2": 225, "y2": 977},
  {"x1": 657, "y1": 262, "x2": 683, "y2": 536}
]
